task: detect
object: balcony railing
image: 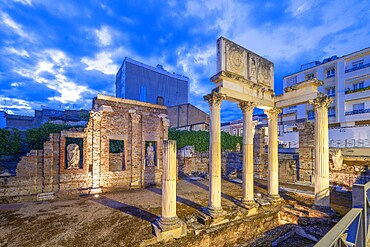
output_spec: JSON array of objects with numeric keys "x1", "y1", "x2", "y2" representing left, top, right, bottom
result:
[
  {"x1": 345, "y1": 63, "x2": 370, "y2": 73},
  {"x1": 345, "y1": 85, "x2": 370, "y2": 94},
  {"x1": 345, "y1": 108, "x2": 370, "y2": 115},
  {"x1": 315, "y1": 181, "x2": 370, "y2": 247}
]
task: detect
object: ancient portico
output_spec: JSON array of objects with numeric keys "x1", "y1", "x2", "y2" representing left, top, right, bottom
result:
[{"x1": 205, "y1": 37, "x2": 332, "y2": 215}]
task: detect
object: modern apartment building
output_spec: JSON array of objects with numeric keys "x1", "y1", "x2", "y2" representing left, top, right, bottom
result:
[
  {"x1": 115, "y1": 57, "x2": 189, "y2": 107},
  {"x1": 279, "y1": 47, "x2": 370, "y2": 148}
]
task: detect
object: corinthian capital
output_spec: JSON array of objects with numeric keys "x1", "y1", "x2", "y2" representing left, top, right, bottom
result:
[
  {"x1": 239, "y1": 101, "x2": 256, "y2": 113},
  {"x1": 309, "y1": 96, "x2": 333, "y2": 109},
  {"x1": 203, "y1": 92, "x2": 226, "y2": 107},
  {"x1": 264, "y1": 107, "x2": 281, "y2": 120}
]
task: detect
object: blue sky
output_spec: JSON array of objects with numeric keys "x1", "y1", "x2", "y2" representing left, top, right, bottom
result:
[{"x1": 0, "y1": 0, "x2": 369, "y2": 122}]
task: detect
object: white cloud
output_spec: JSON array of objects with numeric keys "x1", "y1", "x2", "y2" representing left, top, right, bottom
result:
[
  {"x1": 5, "y1": 47, "x2": 30, "y2": 57},
  {"x1": 1, "y1": 13, "x2": 29, "y2": 39},
  {"x1": 13, "y1": 49, "x2": 93, "y2": 103},
  {"x1": 81, "y1": 51, "x2": 118, "y2": 75},
  {"x1": 285, "y1": 0, "x2": 320, "y2": 17},
  {"x1": 13, "y1": 0, "x2": 32, "y2": 5},
  {"x1": 10, "y1": 82, "x2": 24, "y2": 87},
  {"x1": 95, "y1": 26, "x2": 112, "y2": 46}
]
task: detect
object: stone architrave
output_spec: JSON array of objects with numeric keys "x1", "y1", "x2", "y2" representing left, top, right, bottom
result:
[
  {"x1": 90, "y1": 110, "x2": 103, "y2": 194},
  {"x1": 203, "y1": 91, "x2": 226, "y2": 217},
  {"x1": 238, "y1": 101, "x2": 258, "y2": 208},
  {"x1": 152, "y1": 140, "x2": 186, "y2": 241},
  {"x1": 129, "y1": 109, "x2": 142, "y2": 188},
  {"x1": 309, "y1": 96, "x2": 333, "y2": 208},
  {"x1": 264, "y1": 107, "x2": 282, "y2": 199}
]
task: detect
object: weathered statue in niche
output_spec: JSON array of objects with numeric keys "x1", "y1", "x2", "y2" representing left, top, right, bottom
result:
[
  {"x1": 146, "y1": 142, "x2": 156, "y2": 167},
  {"x1": 67, "y1": 143, "x2": 80, "y2": 169}
]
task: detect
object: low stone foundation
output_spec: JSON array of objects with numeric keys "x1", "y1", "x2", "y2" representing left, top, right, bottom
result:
[{"x1": 148, "y1": 201, "x2": 282, "y2": 247}]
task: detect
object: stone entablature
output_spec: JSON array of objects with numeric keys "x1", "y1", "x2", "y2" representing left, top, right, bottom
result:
[{"x1": 0, "y1": 95, "x2": 168, "y2": 202}]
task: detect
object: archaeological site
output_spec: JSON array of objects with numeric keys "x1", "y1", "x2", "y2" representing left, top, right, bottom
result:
[{"x1": 1, "y1": 36, "x2": 370, "y2": 247}]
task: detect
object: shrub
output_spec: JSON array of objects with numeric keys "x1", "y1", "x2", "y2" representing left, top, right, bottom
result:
[
  {"x1": 0, "y1": 129, "x2": 22, "y2": 156},
  {"x1": 168, "y1": 130, "x2": 242, "y2": 151}
]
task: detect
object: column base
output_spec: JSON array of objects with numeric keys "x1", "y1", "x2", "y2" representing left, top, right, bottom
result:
[
  {"x1": 268, "y1": 194, "x2": 283, "y2": 202},
  {"x1": 89, "y1": 187, "x2": 102, "y2": 194},
  {"x1": 152, "y1": 216, "x2": 186, "y2": 241},
  {"x1": 203, "y1": 206, "x2": 226, "y2": 218},
  {"x1": 236, "y1": 199, "x2": 259, "y2": 209}
]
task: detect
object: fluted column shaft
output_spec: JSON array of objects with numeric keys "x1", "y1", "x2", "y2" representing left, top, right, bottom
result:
[
  {"x1": 309, "y1": 96, "x2": 333, "y2": 208},
  {"x1": 204, "y1": 92, "x2": 225, "y2": 216},
  {"x1": 162, "y1": 140, "x2": 177, "y2": 219},
  {"x1": 265, "y1": 107, "x2": 281, "y2": 198},
  {"x1": 239, "y1": 102, "x2": 256, "y2": 203}
]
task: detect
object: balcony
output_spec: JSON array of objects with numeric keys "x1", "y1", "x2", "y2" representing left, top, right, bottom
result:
[
  {"x1": 345, "y1": 85, "x2": 370, "y2": 94},
  {"x1": 345, "y1": 108, "x2": 370, "y2": 115},
  {"x1": 345, "y1": 63, "x2": 370, "y2": 73}
]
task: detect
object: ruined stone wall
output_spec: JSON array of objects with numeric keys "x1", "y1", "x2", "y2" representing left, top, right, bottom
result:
[
  {"x1": 0, "y1": 95, "x2": 168, "y2": 202},
  {"x1": 297, "y1": 122, "x2": 315, "y2": 183}
]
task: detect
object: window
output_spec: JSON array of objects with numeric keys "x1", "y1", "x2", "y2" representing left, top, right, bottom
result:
[
  {"x1": 240, "y1": 128, "x2": 243, "y2": 136},
  {"x1": 286, "y1": 76, "x2": 297, "y2": 87},
  {"x1": 306, "y1": 73, "x2": 315, "y2": 80},
  {"x1": 326, "y1": 87, "x2": 335, "y2": 97},
  {"x1": 353, "y1": 103, "x2": 365, "y2": 113},
  {"x1": 307, "y1": 110, "x2": 315, "y2": 120},
  {"x1": 352, "y1": 60, "x2": 364, "y2": 68},
  {"x1": 326, "y1": 68, "x2": 335, "y2": 78},
  {"x1": 353, "y1": 82, "x2": 364, "y2": 90},
  {"x1": 328, "y1": 107, "x2": 336, "y2": 117},
  {"x1": 233, "y1": 129, "x2": 237, "y2": 135}
]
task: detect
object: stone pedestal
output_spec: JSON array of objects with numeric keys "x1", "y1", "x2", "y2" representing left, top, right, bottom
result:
[
  {"x1": 238, "y1": 101, "x2": 258, "y2": 208},
  {"x1": 152, "y1": 140, "x2": 186, "y2": 241},
  {"x1": 309, "y1": 96, "x2": 333, "y2": 208},
  {"x1": 265, "y1": 107, "x2": 281, "y2": 199},
  {"x1": 203, "y1": 92, "x2": 226, "y2": 218}
]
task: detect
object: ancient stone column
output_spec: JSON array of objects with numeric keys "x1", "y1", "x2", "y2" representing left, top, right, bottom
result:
[
  {"x1": 264, "y1": 107, "x2": 281, "y2": 199},
  {"x1": 239, "y1": 101, "x2": 257, "y2": 207},
  {"x1": 129, "y1": 109, "x2": 141, "y2": 189},
  {"x1": 203, "y1": 91, "x2": 226, "y2": 217},
  {"x1": 91, "y1": 110, "x2": 103, "y2": 194},
  {"x1": 152, "y1": 140, "x2": 186, "y2": 241},
  {"x1": 309, "y1": 96, "x2": 333, "y2": 208}
]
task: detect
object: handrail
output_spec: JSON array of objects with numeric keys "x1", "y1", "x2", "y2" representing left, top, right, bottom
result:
[
  {"x1": 315, "y1": 208, "x2": 362, "y2": 246},
  {"x1": 314, "y1": 181, "x2": 370, "y2": 247}
]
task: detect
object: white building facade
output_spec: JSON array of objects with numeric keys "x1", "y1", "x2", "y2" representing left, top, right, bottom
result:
[{"x1": 280, "y1": 47, "x2": 370, "y2": 148}]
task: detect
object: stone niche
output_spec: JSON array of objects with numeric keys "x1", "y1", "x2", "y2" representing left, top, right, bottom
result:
[{"x1": 0, "y1": 94, "x2": 168, "y2": 202}]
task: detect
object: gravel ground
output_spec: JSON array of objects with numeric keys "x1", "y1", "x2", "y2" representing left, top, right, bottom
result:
[{"x1": 0, "y1": 177, "x2": 352, "y2": 247}]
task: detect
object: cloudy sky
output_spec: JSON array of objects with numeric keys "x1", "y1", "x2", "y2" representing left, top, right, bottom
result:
[{"x1": 1, "y1": 0, "x2": 369, "y2": 122}]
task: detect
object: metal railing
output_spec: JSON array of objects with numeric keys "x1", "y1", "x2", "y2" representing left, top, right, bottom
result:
[
  {"x1": 345, "y1": 109, "x2": 370, "y2": 115},
  {"x1": 315, "y1": 181, "x2": 370, "y2": 247},
  {"x1": 345, "y1": 63, "x2": 370, "y2": 73}
]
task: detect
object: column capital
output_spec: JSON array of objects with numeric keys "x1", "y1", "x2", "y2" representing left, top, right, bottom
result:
[
  {"x1": 309, "y1": 96, "x2": 333, "y2": 109},
  {"x1": 264, "y1": 107, "x2": 281, "y2": 120},
  {"x1": 204, "y1": 92, "x2": 226, "y2": 107},
  {"x1": 129, "y1": 109, "x2": 141, "y2": 123},
  {"x1": 238, "y1": 101, "x2": 256, "y2": 113},
  {"x1": 90, "y1": 110, "x2": 103, "y2": 120}
]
